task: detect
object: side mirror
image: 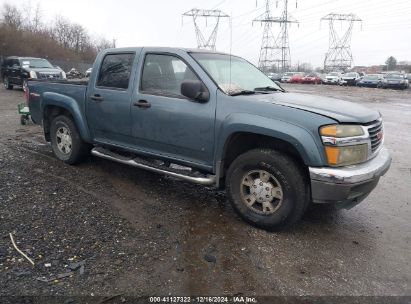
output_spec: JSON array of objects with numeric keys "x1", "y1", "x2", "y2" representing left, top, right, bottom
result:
[{"x1": 181, "y1": 80, "x2": 209, "y2": 102}]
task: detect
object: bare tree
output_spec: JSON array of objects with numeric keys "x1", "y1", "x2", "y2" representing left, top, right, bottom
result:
[
  {"x1": 0, "y1": 3, "x2": 113, "y2": 63},
  {"x1": 1, "y1": 4, "x2": 23, "y2": 29},
  {"x1": 30, "y1": 2, "x2": 43, "y2": 32},
  {"x1": 385, "y1": 56, "x2": 397, "y2": 71},
  {"x1": 94, "y1": 36, "x2": 115, "y2": 52}
]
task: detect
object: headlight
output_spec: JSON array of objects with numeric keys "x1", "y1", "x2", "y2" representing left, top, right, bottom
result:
[
  {"x1": 29, "y1": 71, "x2": 37, "y2": 79},
  {"x1": 320, "y1": 124, "x2": 364, "y2": 137},
  {"x1": 324, "y1": 144, "x2": 368, "y2": 166},
  {"x1": 320, "y1": 124, "x2": 368, "y2": 166},
  {"x1": 61, "y1": 71, "x2": 67, "y2": 79}
]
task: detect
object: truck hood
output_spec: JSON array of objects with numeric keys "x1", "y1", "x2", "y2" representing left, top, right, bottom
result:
[{"x1": 250, "y1": 92, "x2": 379, "y2": 123}]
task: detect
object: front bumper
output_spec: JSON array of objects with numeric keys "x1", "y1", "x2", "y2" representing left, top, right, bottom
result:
[
  {"x1": 324, "y1": 79, "x2": 339, "y2": 84},
  {"x1": 383, "y1": 82, "x2": 406, "y2": 88},
  {"x1": 359, "y1": 82, "x2": 378, "y2": 87},
  {"x1": 341, "y1": 79, "x2": 356, "y2": 85},
  {"x1": 309, "y1": 148, "x2": 392, "y2": 208}
]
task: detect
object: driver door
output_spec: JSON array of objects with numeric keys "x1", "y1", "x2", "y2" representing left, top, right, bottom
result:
[{"x1": 130, "y1": 52, "x2": 216, "y2": 167}]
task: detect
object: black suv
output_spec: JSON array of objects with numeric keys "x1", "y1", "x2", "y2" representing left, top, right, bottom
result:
[{"x1": 1, "y1": 57, "x2": 66, "y2": 91}]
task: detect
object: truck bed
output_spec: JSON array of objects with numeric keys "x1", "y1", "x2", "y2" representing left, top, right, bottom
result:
[{"x1": 28, "y1": 80, "x2": 88, "y2": 125}]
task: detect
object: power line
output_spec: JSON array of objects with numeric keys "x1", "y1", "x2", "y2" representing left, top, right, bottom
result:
[
  {"x1": 253, "y1": 0, "x2": 298, "y2": 72},
  {"x1": 182, "y1": 9, "x2": 230, "y2": 50},
  {"x1": 321, "y1": 13, "x2": 362, "y2": 72}
]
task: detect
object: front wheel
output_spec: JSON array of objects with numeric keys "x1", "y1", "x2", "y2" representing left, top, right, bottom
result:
[
  {"x1": 226, "y1": 149, "x2": 310, "y2": 231},
  {"x1": 50, "y1": 115, "x2": 91, "y2": 164},
  {"x1": 3, "y1": 76, "x2": 13, "y2": 90}
]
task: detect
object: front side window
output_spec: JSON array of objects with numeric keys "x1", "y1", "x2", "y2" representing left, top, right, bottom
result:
[
  {"x1": 140, "y1": 54, "x2": 200, "y2": 97},
  {"x1": 97, "y1": 53, "x2": 135, "y2": 89},
  {"x1": 12, "y1": 59, "x2": 20, "y2": 67}
]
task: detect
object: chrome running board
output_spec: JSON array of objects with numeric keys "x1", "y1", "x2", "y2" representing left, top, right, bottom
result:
[{"x1": 91, "y1": 147, "x2": 216, "y2": 186}]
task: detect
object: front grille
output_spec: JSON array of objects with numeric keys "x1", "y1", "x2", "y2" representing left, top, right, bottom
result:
[
  {"x1": 366, "y1": 119, "x2": 383, "y2": 153},
  {"x1": 37, "y1": 72, "x2": 62, "y2": 80}
]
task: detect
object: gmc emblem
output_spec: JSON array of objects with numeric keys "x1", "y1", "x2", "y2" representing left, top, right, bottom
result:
[{"x1": 376, "y1": 131, "x2": 383, "y2": 140}]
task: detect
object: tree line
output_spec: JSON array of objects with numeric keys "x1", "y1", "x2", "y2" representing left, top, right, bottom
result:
[{"x1": 0, "y1": 3, "x2": 114, "y2": 63}]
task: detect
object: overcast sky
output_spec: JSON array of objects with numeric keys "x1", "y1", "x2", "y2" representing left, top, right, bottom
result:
[{"x1": 2, "y1": 0, "x2": 410, "y2": 67}]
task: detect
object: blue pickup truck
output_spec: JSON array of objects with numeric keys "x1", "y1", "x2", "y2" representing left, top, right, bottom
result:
[{"x1": 27, "y1": 47, "x2": 392, "y2": 230}]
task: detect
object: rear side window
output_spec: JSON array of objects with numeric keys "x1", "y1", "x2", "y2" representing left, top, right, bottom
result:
[{"x1": 97, "y1": 53, "x2": 135, "y2": 89}]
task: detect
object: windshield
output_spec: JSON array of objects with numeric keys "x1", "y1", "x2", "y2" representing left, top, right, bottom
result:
[
  {"x1": 385, "y1": 74, "x2": 404, "y2": 79},
  {"x1": 284, "y1": 72, "x2": 294, "y2": 76},
  {"x1": 191, "y1": 53, "x2": 281, "y2": 95},
  {"x1": 328, "y1": 72, "x2": 340, "y2": 76},
  {"x1": 21, "y1": 59, "x2": 53, "y2": 69},
  {"x1": 345, "y1": 73, "x2": 357, "y2": 77},
  {"x1": 364, "y1": 75, "x2": 379, "y2": 80}
]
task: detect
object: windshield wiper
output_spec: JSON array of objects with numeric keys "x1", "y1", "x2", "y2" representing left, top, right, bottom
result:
[
  {"x1": 254, "y1": 86, "x2": 284, "y2": 92},
  {"x1": 229, "y1": 90, "x2": 256, "y2": 96}
]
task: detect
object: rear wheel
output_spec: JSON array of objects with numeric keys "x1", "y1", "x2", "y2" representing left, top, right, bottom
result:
[
  {"x1": 3, "y1": 76, "x2": 13, "y2": 90},
  {"x1": 226, "y1": 149, "x2": 310, "y2": 231},
  {"x1": 50, "y1": 115, "x2": 91, "y2": 164}
]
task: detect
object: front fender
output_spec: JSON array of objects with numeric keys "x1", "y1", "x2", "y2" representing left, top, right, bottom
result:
[
  {"x1": 216, "y1": 113, "x2": 326, "y2": 167},
  {"x1": 42, "y1": 92, "x2": 91, "y2": 142}
]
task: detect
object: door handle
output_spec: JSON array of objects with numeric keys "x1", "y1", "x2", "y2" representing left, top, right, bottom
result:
[
  {"x1": 133, "y1": 100, "x2": 151, "y2": 109},
  {"x1": 90, "y1": 94, "x2": 104, "y2": 102}
]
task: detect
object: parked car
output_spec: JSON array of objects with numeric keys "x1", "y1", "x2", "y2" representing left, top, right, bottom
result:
[
  {"x1": 289, "y1": 72, "x2": 305, "y2": 84},
  {"x1": 85, "y1": 68, "x2": 92, "y2": 78},
  {"x1": 340, "y1": 72, "x2": 361, "y2": 86},
  {"x1": 301, "y1": 73, "x2": 322, "y2": 84},
  {"x1": 356, "y1": 74, "x2": 383, "y2": 88},
  {"x1": 381, "y1": 73, "x2": 409, "y2": 90},
  {"x1": 27, "y1": 47, "x2": 391, "y2": 230},
  {"x1": 1, "y1": 56, "x2": 66, "y2": 91},
  {"x1": 281, "y1": 72, "x2": 296, "y2": 83},
  {"x1": 323, "y1": 72, "x2": 342, "y2": 85}
]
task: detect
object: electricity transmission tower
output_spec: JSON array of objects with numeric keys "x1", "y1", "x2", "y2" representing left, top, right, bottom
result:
[
  {"x1": 321, "y1": 13, "x2": 362, "y2": 72},
  {"x1": 253, "y1": 0, "x2": 298, "y2": 73},
  {"x1": 182, "y1": 9, "x2": 229, "y2": 51}
]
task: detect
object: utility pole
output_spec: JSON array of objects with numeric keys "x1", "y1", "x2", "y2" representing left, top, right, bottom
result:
[
  {"x1": 253, "y1": 0, "x2": 298, "y2": 73},
  {"x1": 321, "y1": 13, "x2": 362, "y2": 72},
  {"x1": 182, "y1": 9, "x2": 229, "y2": 51}
]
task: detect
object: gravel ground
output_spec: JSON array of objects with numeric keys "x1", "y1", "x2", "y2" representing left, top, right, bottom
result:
[{"x1": 0, "y1": 84, "x2": 410, "y2": 299}]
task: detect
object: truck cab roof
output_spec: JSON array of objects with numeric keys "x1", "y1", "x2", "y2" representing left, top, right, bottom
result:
[{"x1": 101, "y1": 47, "x2": 230, "y2": 56}]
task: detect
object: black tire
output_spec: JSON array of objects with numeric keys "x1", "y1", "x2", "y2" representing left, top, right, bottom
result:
[
  {"x1": 226, "y1": 149, "x2": 310, "y2": 231},
  {"x1": 3, "y1": 76, "x2": 13, "y2": 90},
  {"x1": 50, "y1": 115, "x2": 90, "y2": 164},
  {"x1": 20, "y1": 115, "x2": 28, "y2": 125}
]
